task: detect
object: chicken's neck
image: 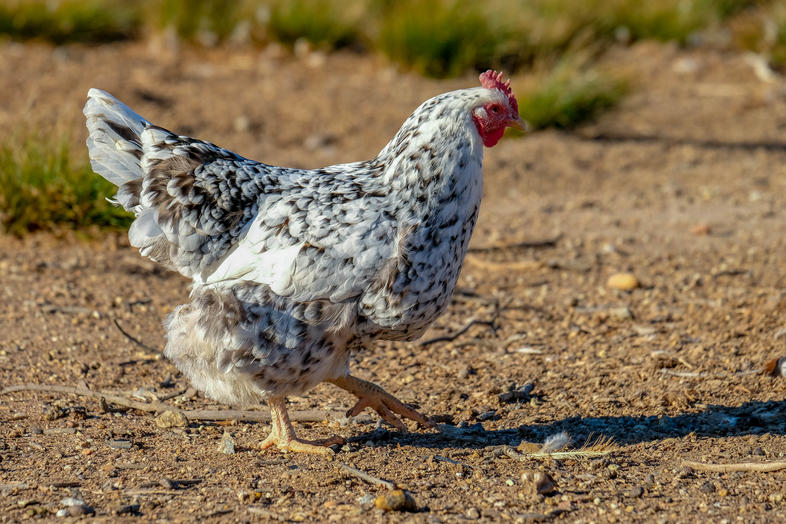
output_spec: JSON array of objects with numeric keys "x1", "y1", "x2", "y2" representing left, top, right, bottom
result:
[{"x1": 374, "y1": 111, "x2": 484, "y2": 226}]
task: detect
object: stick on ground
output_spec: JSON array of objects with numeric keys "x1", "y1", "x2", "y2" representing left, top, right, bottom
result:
[
  {"x1": 0, "y1": 384, "x2": 334, "y2": 423},
  {"x1": 420, "y1": 318, "x2": 496, "y2": 347},
  {"x1": 337, "y1": 463, "x2": 396, "y2": 490},
  {"x1": 683, "y1": 460, "x2": 786, "y2": 473}
]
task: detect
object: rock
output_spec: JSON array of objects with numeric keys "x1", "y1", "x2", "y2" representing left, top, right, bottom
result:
[
  {"x1": 108, "y1": 439, "x2": 132, "y2": 449},
  {"x1": 68, "y1": 504, "x2": 95, "y2": 517},
  {"x1": 217, "y1": 431, "x2": 236, "y2": 454},
  {"x1": 56, "y1": 509, "x2": 68, "y2": 517},
  {"x1": 466, "y1": 507, "x2": 481, "y2": 519},
  {"x1": 764, "y1": 357, "x2": 785, "y2": 377},
  {"x1": 498, "y1": 383, "x2": 534, "y2": 403},
  {"x1": 521, "y1": 470, "x2": 557, "y2": 495},
  {"x1": 700, "y1": 481, "x2": 715, "y2": 494},
  {"x1": 155, "y1": 410, "x2": 188, "y2": 429},
  {"x1": 115, "y1": 504, "x2": 140, "y2": 515},
  {"x1": 60, "y1": 497, "x2": 85, "y2": 507},
  {"x1": 609, "y1": 306, "x2": 633, "y2": 319},
  {"x1": 356, "y1": 493, "x2": 375, "y2": 510},
  {"x1": 607, "y1": 272, "x2": 639, "y2": 291},
  {"x1": 374, "y1": 489, "x2": 417, "y2": 512},
  {"x1": 690, "y1": 223, "x2": 711, "y2": 235},
  {"x1": 629, "y1": 485, "x2": 644, "y2": 498}
]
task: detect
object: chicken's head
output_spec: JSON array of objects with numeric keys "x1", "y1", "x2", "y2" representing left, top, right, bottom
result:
[{"x1": 472, "y1": 70, "x2": 528, "y2": 147}]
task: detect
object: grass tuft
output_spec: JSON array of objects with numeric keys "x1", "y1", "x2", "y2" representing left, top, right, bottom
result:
[
  {"x1": 267, "y1": 0, "x2": 365, "y2": 49},
  {"x1": 377, "y1": 0, "x2": 501, "y2": 78},
  {"x1": 0, "y1": 0, "x2": 138, "y2": 44},
  {"x1": 517, "y1": 61, "x2": 628, "y2": 130},
  {"x1": 0, "y1": 135, "x2": 132, "y2": 236}
]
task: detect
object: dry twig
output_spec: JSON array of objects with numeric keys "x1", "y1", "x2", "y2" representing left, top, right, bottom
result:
[
  {"x1": 683, "y1": 460, "x2": 786, "y2": 473},
  {"x1": 113, "y1": 319, "x2": 160, "y2": 354},
  {"x1": 468, "y1": 235, "x2": 561, "y2": 253},
  {"x1": 337, "y1": 463, "x2": 396, "y2": 490},
  {"x1": 420, "y1": 318, "x2": 496, "y2": 347},
  {"x1": 0, "y1": 384, "x2": 334, "y2": 423}
]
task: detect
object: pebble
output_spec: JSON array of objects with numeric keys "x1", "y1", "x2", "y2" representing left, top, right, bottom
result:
[
  {"x1": 217, "y1": 431, "x2": 236, "y2": 454},
  {"x1": 67, "y1": 504, "x2": 95, "y2": 517},
  {"x1": 466, "y1": 507, "x2": 481, "y2": 519},
  {"x1": 108, "y1": 439, "x2": 132, "y2": 449},
  {"x1": 690, "y1": 223, "x2": 711, "y2": 235},
  {"x1": 356, "y1": 494, "x2": 375, "y2": 509},
  {"x1": 607, "y1": 272, "x2": 639, "y2": 291},
  {"x1": 115, "y1": 504, "x2": 140, "y2": 515},
  {"x1": 374, "y1": 489, "x2": 417, "y2": 512},
  {"x1": 521, "y1": 470, "x2": 557, "y2": 495},
  {"x1": 155, "y1": 410, "x2": 188, "y2": 429},
  {"x1": 629, "y1": 485, "x2": 644, "y2": 498},
  {"x1": 609, "y1": 306, "x2": 633, "y2": 319},
  {"x1": 764, "y1": 356, "x2": 785, "y2": 377}
]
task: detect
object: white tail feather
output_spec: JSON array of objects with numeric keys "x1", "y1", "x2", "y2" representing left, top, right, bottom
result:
[{"x1": 83, "y1": 88, "x2": 149, "y2": 186}]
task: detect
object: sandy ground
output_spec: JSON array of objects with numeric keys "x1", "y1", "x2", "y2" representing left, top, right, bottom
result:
[{"x1": 0, "y1": 40, "x2": 785, "y2": 522}]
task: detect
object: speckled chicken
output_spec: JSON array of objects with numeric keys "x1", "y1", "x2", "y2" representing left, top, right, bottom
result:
[{"x1": 84, "y1": 71, "x2": 526, "y2": 453}]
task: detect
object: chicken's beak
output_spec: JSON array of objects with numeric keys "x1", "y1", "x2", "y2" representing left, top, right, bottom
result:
[{"x1": 508, "y1": 116, "x2": 529, "y2": 132}]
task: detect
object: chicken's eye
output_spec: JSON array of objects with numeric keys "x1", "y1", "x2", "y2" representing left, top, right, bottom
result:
[{"x1": 490, "y1": 105, "x2": 501, "y2": 114}]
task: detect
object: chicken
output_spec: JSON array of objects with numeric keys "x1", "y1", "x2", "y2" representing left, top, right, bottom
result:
[{"x1": 84, "y1": 70, "x2": 526, "y2": 454}]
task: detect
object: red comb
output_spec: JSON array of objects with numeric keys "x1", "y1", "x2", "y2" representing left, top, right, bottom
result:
[{"x1": 479, "y1": 70, "x2": 518, "y2": 113}]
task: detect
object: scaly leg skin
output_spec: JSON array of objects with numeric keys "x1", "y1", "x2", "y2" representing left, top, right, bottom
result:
[
  {"x1": 328, "y1": 375, "x2": 436, "y2": 431},
  {"x1": 260, "y1": 397, "x2": 344, "y2": 454}
]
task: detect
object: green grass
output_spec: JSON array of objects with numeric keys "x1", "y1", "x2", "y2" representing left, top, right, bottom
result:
[
  {"x1": 0, "y1": 136, "x2": 132, "y2": 235},
  {"x1": 268, "y1": 0, "x2": 365, "y2": 49},
  {"x1": 517, "y1": 62, "x2": 628, "y2": 130},
  {"x1": 377, "y1": 0, "x2": 501, "y2": 77},
  {"x1": 0, "y1": 0, "x2": 138, "y2": 44},
  {"x1": 730, "y1": 2, "x2": 786, "y2": 68}
]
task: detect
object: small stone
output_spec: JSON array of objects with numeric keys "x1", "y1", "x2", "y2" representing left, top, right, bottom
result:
[
  {"x1": 375, "y1": 489, "x2": 417, "y2": 512},
  {"x1": 67, "y1": 504, "x2": 95, "y2": 517},
  {"x1": 521, "y1": 470, "x2": 557, "y2": 495},
  {"x1": 466, "y1": 507, "x2": 481, "y2": 519},
  {"x1": 115, "y1": 504, "x2": 140, "y2": 515},
  {"x1": 752, "y1": 447, "x2": 765, "y2": 456},
  {"x1": 159, "y1": 478, "x2": 175, "y2": 489},
  {"x1": 155, "y1": 410, "x2": 188, "y2": 429},
  {"x1": 764, "y1": 357, "x2": 786, "y2": 377},
  {"x1": 56, "y1": 509, "x2": 68, "y2": 517},
  {"x1": 629, "y1": 486, "x2": 644, "y2": 498},
  {"x1": 700, "y1": 481, "x2": 715, "y2": 494},
  {"x1": 607, "y1": 272, "x2": 639, "y2": 291},
  {"x1": 690, "y1": 223, "x2": 711, "y2": 235},
  {"x1": 108, "y1": 438, "x2": 132, "y2": 449},
  {"x1": 609, "y1": 306, "x2": 633, "y2": 319},
  {"x1": 60, "y1": 497, "x2": 84, "y2": 507},
  {"x1": 356, "y1": 493, "x2": 375, "y2": 509},
  {"x1": 217, "y1": 431, "x2": 236, "y2": 454}
]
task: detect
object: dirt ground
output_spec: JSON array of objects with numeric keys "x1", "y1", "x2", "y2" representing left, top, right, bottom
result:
[{"x1": 1, "y1": 39, "x2": 785, "y2": 522}]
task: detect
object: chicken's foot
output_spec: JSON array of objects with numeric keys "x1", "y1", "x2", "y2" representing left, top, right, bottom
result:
[
  {"x1": 261, "y1": 397, "x2": 343, "y2": 454},
  {"x1": 328, "y1": 375, "x2": 435, "y2": 431}
]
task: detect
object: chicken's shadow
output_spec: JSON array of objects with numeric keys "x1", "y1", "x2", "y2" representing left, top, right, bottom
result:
[{"x1": 351, "y1": 399, "x2": 786, "y2": 450}]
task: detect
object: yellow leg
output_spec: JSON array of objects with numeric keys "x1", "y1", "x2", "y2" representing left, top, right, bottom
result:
[
  {"x1": 261, "y1": 397, "x2": 343, "y2": 454},
  {"x1": 328, "y1": 375, "x2": 435, "y2": 431}
]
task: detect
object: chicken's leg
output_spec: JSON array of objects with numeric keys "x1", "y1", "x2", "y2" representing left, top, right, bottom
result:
[
  {"x1": 260, "y1": 397, "x2": 343, "y2": 454},
  {"x1": 328, "y1": 375, "x2": 435, "y2": 431}
]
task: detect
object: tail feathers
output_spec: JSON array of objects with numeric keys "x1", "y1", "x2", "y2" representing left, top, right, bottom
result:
[{"x1": 83, "y1": 88, "x2": 149, "y2": 197}]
